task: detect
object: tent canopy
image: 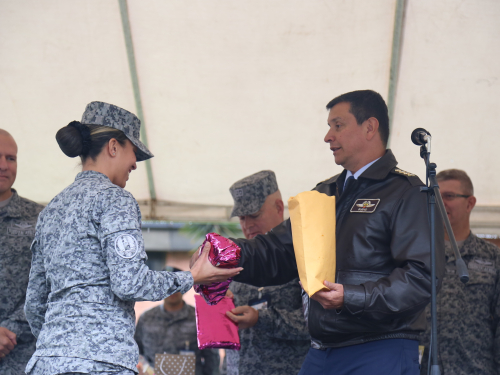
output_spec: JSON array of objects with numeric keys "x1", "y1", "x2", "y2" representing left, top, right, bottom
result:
[{"x1": 2, "y1": 0, "x2": 499, "y2": 234}]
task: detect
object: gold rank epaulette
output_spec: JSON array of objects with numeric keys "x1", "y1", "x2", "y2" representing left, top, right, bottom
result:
[{"x1": 393, "y1": 168, "x2": 416, "y2": 177}]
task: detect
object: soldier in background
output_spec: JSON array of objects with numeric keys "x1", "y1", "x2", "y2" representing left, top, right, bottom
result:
[
  {"x1": 420, "y1": 169, "x2": 500, "y2": 374},
  {"x1": 0, "y1": 129, "x2": 44, "y2": 375},
  {"x1": 135, "y1": 266, "x2": 220, "y2": 375},
  {"x1": 225, "y1": 170, "x2": 310, "y2": 375}
]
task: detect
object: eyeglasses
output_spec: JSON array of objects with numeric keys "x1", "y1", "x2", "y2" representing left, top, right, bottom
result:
[{"x1": 440, "y1": 192, "x2": 470, "y2": 201}]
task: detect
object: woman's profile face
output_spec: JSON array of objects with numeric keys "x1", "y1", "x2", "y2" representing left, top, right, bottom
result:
[{"x1": 113, "y1": 139, "x2": 137, "y2": 188}]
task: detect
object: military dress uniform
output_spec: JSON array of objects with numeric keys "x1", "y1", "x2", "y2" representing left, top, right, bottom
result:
[
  {"x1": 226, "y1": 280, "x2": 310, "y2": 375},
  {"x1": 135, "y1": 302, "x2": 219, "y2": 375},
  {"x1": 225, "y1": 170, "x2": 311, "y2": 375},
  {"x1": 420, "y1": 233, "x2": 500, "y2": 375},
  {"x1": 0, "y1": 190, "x2": 43, "y2": 375},
  {"x1": 24, "y1": 171, "x2": 193, "y2": 374}
]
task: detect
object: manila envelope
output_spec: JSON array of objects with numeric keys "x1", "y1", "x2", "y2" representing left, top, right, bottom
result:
[
  {"x1": 155, "y1": 353, "x2": 195, "y2": 375},
  {"x1": 288, "y1": 190, "x2": 336, "y2": 296}
]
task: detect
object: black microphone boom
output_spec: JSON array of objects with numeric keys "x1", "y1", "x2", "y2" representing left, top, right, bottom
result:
[{"x1": 411, "y1": 128, "x2": 431, "y2": 146}]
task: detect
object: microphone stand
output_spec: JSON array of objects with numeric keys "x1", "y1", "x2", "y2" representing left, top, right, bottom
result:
[{"x1": 416, "y1": 135, "x2": 469, "y2": 375}]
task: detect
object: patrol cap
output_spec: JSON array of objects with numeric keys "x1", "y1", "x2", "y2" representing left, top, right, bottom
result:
[
  {"x1": 230, "y1": 170, "x2": 279, "y2": 217},
  {"x1": 81, "y1": 101, "x2": 153, "y2": 162}
]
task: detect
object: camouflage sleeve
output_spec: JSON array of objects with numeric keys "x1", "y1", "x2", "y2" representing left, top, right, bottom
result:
[
  {"x1": 494, "y1": 268, "x2": 500, "y2": 372},
  {"x1": 96, "y1": 188, "x2": 193, "y2": 301},
  {"x1": 256, "y1": 306, "x2": 309, "y2": 341},
  {"x1": 0, "y1": 298, "x2": 31, "y2": 341},
  {"x1": 254, "y1": 280, "x2": 309, "y2": 340},
  {"x1": 24, "y1": 238, "x2": 48, "y2": 338},
  {"x1": 200, "y1": 348, "x2": 220, "y2": 375}
]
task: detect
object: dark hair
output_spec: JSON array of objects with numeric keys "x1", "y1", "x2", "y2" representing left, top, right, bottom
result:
[
  {"x1": 436, "y1": 169, "x2": 474, "y2": 196},
  {"x1": 326, "y1": 90, "x2": 390, "y2": 146},
  {"x1": 56, "y1": 122, "x2": 128, "y2": 163}
]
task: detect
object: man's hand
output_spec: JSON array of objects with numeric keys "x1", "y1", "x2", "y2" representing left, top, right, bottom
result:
[
  {"x1": 190, "y1": 242, "x2": 243, "y2": 285},
  {"x1": 310, "y1": 280, "x2": 344, "y2": 310},
  {"x1": 226, "y1": 306, "x2": 259, "y2": 329},
  {"x1": 0, "y1": 327, "x2": 17, "y2": 360}
]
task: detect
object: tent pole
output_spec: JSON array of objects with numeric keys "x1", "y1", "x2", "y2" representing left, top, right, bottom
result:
[
  {"x1": 387, "y1": 0, "x2": 407, "y2": 148},
  {"x1": 118, "y1": 0, "x2": 157, "y2": 218}
]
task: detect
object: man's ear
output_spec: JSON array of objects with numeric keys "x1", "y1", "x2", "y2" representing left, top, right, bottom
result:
[
  {"x1": 364, "y1": 117, "x2": 380, "y2": 141},
  {"x1": 275, "y1": 199, "x2": 284, "y2": 216},
  {"x1": 466, "y1": 195, "x2": 476, "y2": 213}
]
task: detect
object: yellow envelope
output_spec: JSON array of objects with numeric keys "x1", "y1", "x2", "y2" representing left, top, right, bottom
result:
[{"x1": 288, "y1": 191, "x2": 336, "y2": 296}]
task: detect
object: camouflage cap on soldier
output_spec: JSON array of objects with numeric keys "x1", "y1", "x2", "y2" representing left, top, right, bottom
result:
[
  {"x1": 230, "y1": 170, "x2": 279, "y2": 217},
  {"x1": 81, "y1": 101, "x2": 153, "y2": 162}
]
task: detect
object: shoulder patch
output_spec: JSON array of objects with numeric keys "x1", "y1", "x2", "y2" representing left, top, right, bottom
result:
[
  {"x1": 394, "y1": 168, "x2": 416, "y2": 177},
  {"x1": 114, "y1": 234, "x2": 139, "y2": 259}
]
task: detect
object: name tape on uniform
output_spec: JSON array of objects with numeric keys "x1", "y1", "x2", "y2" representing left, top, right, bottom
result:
[{"x1": 350, "y1": 199, "x2": 380, "y2": 213}]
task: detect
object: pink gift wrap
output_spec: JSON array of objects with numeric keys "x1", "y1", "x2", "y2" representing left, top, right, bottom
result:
[
  {"x1": 195, "y1": 295, "x2": 240, "y2": 350},
  {"x1": 193, "y1": 233, "x2": 241, "y2": 305}
]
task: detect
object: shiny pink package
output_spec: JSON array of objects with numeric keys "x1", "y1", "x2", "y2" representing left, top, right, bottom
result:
[
  {"x1": 193, "y1": 233, "x2": 241, "y2": 305},
  {"x1": 195, "y1": 295, "x2": 240, "y2": 350}
]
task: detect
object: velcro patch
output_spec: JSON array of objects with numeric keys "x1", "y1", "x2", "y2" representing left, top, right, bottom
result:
[
  {"x1": 350, "y1": 199, "x2": 380, "y2": 213},
  {"x1": 114, "y1": 234, "x2": 139, "y2": 259}
]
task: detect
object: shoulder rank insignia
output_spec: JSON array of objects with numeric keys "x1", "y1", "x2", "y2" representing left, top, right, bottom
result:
[
  {"x1": 394, "y1": 168, "x2": 416, "y2": 177},
  {"x1": 350, "y1": 199, "x2": 380, "y2": 213}
]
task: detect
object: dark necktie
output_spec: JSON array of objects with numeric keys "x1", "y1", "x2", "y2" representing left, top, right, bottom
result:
[{"x1": 341, "y1": 175, "x2": 355, "y2": 196}]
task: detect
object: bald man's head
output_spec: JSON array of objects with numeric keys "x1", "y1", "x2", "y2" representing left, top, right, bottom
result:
[{"x1": 0, "y1": 129, "x2": 18, "y2": 201}]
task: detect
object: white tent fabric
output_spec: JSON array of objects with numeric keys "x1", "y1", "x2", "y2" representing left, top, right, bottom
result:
[{"x1": 1, "y1": 0, "x2": 499, "y2": 233}]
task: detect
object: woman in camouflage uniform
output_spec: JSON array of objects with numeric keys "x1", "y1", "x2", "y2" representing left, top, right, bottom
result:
[{"x1": 24, "y1": 102, "x2": 240, "y2": 375}]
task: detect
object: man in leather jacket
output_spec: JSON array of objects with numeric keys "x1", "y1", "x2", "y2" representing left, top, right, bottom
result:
[{"x1": 228, "y1": 90, "x2": 445, "y2": 375}]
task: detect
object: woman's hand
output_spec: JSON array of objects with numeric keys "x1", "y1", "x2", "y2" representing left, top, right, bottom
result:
[{"x1": 190, "y1": 242, "x2": 243, "y2": 285}]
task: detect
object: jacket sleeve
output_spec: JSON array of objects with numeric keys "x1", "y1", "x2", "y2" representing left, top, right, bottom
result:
[
  {"x1": 232, "y1": 219, "x2": 299, "y2": 287},
  {"x1": 342, "y1": 185, "x2": 445, "y2": 320},
  {"x1": 255, "y1": 280, "x2": 310, "y2": 340},
  {"x1": 95, "y1": 188, "x2": 193, "y2": 301},
  {"x1": 24, "y1": 238, "x2": 48, "y2": 338},
  {"x1": 0, "y1": 300, "x2": 32, "y2": 342}
]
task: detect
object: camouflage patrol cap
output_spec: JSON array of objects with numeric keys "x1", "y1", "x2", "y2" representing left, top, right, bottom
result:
[
  {"x1": 230, "y1": 170, "x2": 279, "y2": 217},
  {"x1": 81, "y1": 101, "x2": 153, "y2": 162}
]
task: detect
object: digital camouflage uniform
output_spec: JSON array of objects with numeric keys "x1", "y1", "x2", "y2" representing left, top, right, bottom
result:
[
  {"x1": 0, "y1": 190, "x2": 43, "y2": 375},
  {"x1": 24, "y1": 171, "x2": 193, "y2": 374},
  {"x1": 226, "y1": 170, "x2": 310, "y2": 375},
  {"x1": 420, "y1": 233, "x2": 500, "y2": 374},
  {"x1": 225, "y1": 279, "x2": 310, "y2": 375},
  {"x1": 135, "y1": 302, "x2": 220, "y2": 375}
]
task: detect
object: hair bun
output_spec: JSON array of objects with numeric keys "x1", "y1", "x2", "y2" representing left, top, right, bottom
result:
[{"x1": 56, "y1": 121, "x2": 91, "y2": 158}]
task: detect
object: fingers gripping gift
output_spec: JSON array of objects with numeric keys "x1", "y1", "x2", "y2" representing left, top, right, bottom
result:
[{"x1": 194, "y1": 233, "x2": 241, "y2": 305}]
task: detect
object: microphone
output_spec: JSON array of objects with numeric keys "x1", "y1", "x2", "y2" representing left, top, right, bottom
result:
[{"x1": 411, "y1": 128, "x2": 431, "y2": 146}]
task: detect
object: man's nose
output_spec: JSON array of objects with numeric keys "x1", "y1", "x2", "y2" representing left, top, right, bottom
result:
[
  {"x1": 131, "y1": 163, "x2": 137, "y2": 171},
  {"x1": 324, "y1": 130, "x2": 334, "y2": 143},
  {"x1": 0, "y1": 156, "x2": 7, "y2": 170}
]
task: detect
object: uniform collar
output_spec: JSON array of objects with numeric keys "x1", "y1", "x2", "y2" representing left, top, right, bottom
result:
[
  {"x1": 326, "y1": 149, "x2": 397, "y2": 186},
  {"x1": 357, "y1": 149, "x2": 398, "y2": 181},
  {"x1": 75, "y1": 170, "x2": 112, "y2": 183},
  {"x1": 445, "y1": 232, "x2": 480, "y2": 262},
  {"x1": 0, "y1": 189, "x2": 24, "y2": 218}
]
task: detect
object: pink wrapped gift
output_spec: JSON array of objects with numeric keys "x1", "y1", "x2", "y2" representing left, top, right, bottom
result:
[
  {"x1": 195, "y1": 295, "x2": 240, "y2": 350},
  {"x1": 193, "y1": 233, "x2": 241, "y2": 305}
]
